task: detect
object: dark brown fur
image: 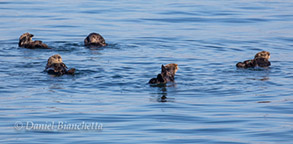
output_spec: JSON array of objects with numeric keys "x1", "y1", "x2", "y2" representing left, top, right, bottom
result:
[
  {"x1": 19, "y1": 32, "x2": 49, "y2": 49},
  {"x1": 149, "y1": 64, "x2": 178, "y2": 84},
  {"x1": 46, "y1": 63, "x2": 75, "y2": 76},
  {"x1": 149, "y1": 74, "x2": 166, "y2": 84},
  {"x1": 236, "y1": 51, "x2": 271, "y2": 68},
  {"x1": 45, "y1": 54, "x2": 75, "y2": 76},
  {"x1": 164, "y1": 63, "x2": 178, "y2": 80},
  {"x1": 84, "y1": 33, "x2": 107, "y2": 47}
]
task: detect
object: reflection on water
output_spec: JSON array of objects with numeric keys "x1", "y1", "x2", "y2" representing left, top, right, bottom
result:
[
  {"x1": 257, "y1": 101, "x2": 271, "y2": 103},
  {"x1": 150, "y1": 85, "x2": 176, "y2": 103},
  {"x1": 248, "y1": 77, "x2": 270, "y2": 81}
]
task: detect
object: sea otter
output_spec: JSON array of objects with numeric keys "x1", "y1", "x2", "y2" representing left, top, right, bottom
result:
[
  {"x1": 84, "y1": 33, "x2": 107, "y2": 47},
  {"x1": 164, "y1": 63, "x2": 179, "y2": 78},
  {"x1": 45, "y1": 54, "x2": 75, "y2": 76},
  {"x1": 236, "y1": 51, "x2": 271, "y2": 68},
  {"x1": 19, "y1": 32, "x2": 49, "y2": 49},
  {"x1": 149, "y1": 63, "x2": 179, "y2": 84}
]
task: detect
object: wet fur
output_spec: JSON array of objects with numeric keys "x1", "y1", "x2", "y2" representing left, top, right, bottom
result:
[
  {"x1": 164, "y1": 63, "x2": 178, "y2": 78},
  {"x1": 236, "y1": 51, "x2": 271, "y2": 68},
  {"x1": 149, "y1": 63, "x2": 178, "y2": 84},
  {"x1": 84, "y1": 33, "x2": 107, "y2": 47},
  {"x1": 19, "y1": 32, "x2": 49, "y2": 49},
  {"x1": 45, "y1": 54, "x2": 75, "y2": 76}
]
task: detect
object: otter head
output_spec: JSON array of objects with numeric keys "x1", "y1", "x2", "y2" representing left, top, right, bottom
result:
[
  {"x1": 164, "y1": 63, "x2": 179, "y2": 75},
  {"x1": 19, "y1": 32, "x2": 33, "y2": 47},
  {"x1": 84, "y1": 33, "x2": 107, "y2": 47},
  {"x1": 254, "y1": 51, "x2": 270, "y2": 60},
  {"x1": 46, "y1": 54, "x2": 63, "y2": 68},
  {"x1": 161, "y1": 65, "x2": 175, "y2": 82}
]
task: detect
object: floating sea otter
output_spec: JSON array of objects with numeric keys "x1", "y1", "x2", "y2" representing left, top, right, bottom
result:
[
  {"x1": 236, "y1": 51, "x2": 271, "y2": 68},
  {"x1": 45, "y1": 54, "x2": 75, "y2": 76},
  {"x1": 149, "y1": 63, "x2": 179, "y2": 84},
  {"x1": 19, "y1": 32, "x2": 49, "y2": 49},
  {"x1": 84, "y1": 32, "x2": 107, "y2": 47}
]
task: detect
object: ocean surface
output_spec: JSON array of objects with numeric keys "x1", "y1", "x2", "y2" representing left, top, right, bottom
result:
[{"x1": 0, "y1": 0, "x2": 292, "y2": 143}]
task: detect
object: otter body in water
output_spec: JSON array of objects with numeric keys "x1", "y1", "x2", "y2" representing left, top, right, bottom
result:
[
  {"x1": 19, "y1": 33, "x2": 49, "y2": 49},
  {"x1": 149, "y1": 63, "x2": 178, "y2": 84},
  {"x1": 84, "y1": 33, "x2": 107, "y2": 47},
  {"x1": 45, "y1": 54, "x2": 75, "y2": 76},
  {"x1": 236, "y1": 51, "x2": 271, "y2": 68}
]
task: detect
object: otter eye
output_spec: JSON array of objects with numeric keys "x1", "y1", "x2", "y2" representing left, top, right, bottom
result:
[{"x1": 58, "y1": 56, "x2": 61, "y2": 59}]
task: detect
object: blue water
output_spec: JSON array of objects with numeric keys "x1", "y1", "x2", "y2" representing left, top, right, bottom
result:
[{"x1": 0, "y1": 0, "x2": 293, "y2": 143}]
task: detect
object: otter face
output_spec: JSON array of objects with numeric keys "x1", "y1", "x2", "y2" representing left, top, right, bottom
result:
[
  {"x1": 164, "y1": 63, "x2": 179, "y2": 75},
  {"x1": 84, "y1": 33, "x2": 107, "y2": 47},
  {"x1": 46, "y1": 54, "x2": 63, "y2": 68},
  {"x1": 19, "y1": 32, "x2": 33, "y2": 47},
  {"x1": 45, "y1": 54, "x2": 74, "y2": 76},
  {"x1": 254, "y1": 51, "x2": 270, "y2": 60}
]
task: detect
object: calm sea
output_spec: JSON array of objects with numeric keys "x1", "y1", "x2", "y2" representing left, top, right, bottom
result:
[{"x1": 0, "y1": 0, "x2": 292, "y2": 143}]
